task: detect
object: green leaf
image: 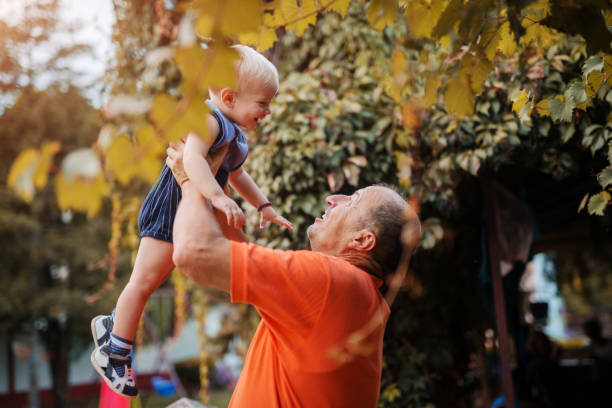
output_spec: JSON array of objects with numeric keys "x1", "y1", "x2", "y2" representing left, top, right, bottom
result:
[
  {"x1": 548, "y1": 97, "x2": 573, "y2": 122},
  {"x1": 566, "y1": 81, "x2": 587, "y2": 104},
  {"x1": 561, "y1": 124, "x2": 575, "y2": 143},
  {"x1": 587, "y1": 191, "x2": 610, "y2": 216},
  {"x1": 518, "y1": 102, "x2": 533, "y2": 123},
  {"x1": 599, "y1": 168, "x2": 612, "y2": 188},
  {"x1": 582, "y1": 56, "x2": 604, "y2": 79},
  {"x1": 585, "y1": 124, "x2": 603, "y2": 137}
]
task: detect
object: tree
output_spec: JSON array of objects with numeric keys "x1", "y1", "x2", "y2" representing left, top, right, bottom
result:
[
  {"x1": 0, "y1": 0, "x2": 90, "y2": 107},
  {"x1": 0, "y1": 85, "x2": 124, "y2": 408},
  {"x1": 0, "y1": 2, "x2": 115, "y2": 406}
]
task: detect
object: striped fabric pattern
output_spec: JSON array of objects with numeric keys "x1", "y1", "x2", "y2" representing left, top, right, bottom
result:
[{"x1": 137, "y1": 100, "x2": 249, "y2": 243}]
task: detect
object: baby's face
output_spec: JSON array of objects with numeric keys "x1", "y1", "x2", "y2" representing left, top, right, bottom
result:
[{"x1": 230, "y1": 84, "x2": 277, "y2": 130}]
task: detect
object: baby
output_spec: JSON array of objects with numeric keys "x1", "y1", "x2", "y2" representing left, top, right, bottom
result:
[{"x1": 90, "y1": 45, "x2": 291, "y2": 397}]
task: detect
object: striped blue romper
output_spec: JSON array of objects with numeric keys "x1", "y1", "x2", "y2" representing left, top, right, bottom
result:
[{"x1": 137, "y1": 100, "x2": 249, "y2": 243}]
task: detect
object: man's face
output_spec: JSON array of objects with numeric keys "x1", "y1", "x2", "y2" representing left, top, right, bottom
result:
[{"x1": 307, "y1": 186, "x2": 389, "y2": 256}]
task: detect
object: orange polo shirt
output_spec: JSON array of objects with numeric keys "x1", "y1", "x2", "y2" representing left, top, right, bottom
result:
[{"x1": 228, "y1": 241, "x2": 390, "y2": 408}]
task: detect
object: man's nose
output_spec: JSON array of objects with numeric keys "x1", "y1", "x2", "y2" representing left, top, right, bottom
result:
[{"x1": 326, "y1": 194, "x2": 348, "y2": 206}]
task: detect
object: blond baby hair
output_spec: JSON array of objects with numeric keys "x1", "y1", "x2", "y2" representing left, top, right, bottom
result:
[{"x1": 231, "y1": 44, "x2": 278, "y2": 92}]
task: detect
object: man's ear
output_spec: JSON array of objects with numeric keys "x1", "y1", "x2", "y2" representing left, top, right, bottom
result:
[
  {"x1": 348, "y1": 229, "x2": 376, "y2": 252},
  {"x1": 220, "y1": 88, "x2": 236, "y2": 108}
]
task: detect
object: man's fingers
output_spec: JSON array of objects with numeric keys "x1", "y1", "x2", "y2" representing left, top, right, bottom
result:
[
  {"x1": 226, "y1": 211, "x2": 234, "y2": 229},
  {"x1": 169, "y1": 140, "x2": 186, "y2": 152}
]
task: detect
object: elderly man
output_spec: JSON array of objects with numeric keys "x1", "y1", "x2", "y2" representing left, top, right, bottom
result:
[{"x1": 166, "y1": 144, "x2": 421, "y2": 408}]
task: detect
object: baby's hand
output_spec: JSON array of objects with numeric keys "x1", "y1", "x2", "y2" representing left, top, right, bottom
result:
[
  {"x1": 211, "y1": 193, "x2": 246, "y2": 229},
  {"x1": 260, "y1": 206, "x2": 293, "y2": 230}
]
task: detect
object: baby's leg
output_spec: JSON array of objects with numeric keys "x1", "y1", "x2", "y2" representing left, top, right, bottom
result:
[{"x1": 113, "y1": 237, "x2": 175, "y2": 340}]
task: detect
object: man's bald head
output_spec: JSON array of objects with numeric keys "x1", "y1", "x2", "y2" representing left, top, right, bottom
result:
[{"x1": 361, "y1": 184, "x2": 421, "y2": 279}]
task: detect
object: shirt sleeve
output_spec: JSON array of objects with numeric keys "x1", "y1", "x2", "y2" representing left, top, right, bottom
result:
[{"x1": 230, "y1": 241, "x2": 331, "y2": 341}]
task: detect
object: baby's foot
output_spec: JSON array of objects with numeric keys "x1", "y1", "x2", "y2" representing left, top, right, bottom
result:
[{"x1": 91, "y1": 344, "x2": 139, "y2": 398}]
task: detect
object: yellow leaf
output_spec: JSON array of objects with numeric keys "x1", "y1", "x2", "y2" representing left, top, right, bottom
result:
[
  {"x1": 367, "y1": 0, "x2": 397, "y2": 31},
  {"x1": 136, "y1": 124, "x2": 165, "y2": 156},
  {"x1": 207, "y1": 43, "x2": 240, "y2": 90},
  {"x1": 439, "y1": 34, "x2": 451, "y2": 50},
  {"x1": 176, "y1": 43, "x2": 239, "y2": 96},
  {"x1": 535, "y1": 98, "x2": 550, "y2": 116},
  {"x1": 480, "y1": 23, "x2": 501, "y2": 61},
  {"x1": 512, "y1": 89, "x2": 529, "y2": 115},
  {"x1": 274, "y1": 0, "x2": 318, "y2": 36},
  {"x1": 327, "y1": 0, "x2": 351, "y2": 17},
  {"x1": 391, "y1": 49, "x2": 407, "y2": 103},
  {"x1": 220, "y1": 0, "x2": 262, "y2": 36},
  {"x1": 135, "y1": 124, "x2": 165, "y2": 183},
  {"x1": 106, "y1": 135, "x2": 136, "y2": 186},
  {"x1": 238, "y1": 23, "x2": 278, "y2": 52},
  {"x1": 150, "y1": 94, "x2": 211, "y2": 143},
  {"x1": 55, "y1": 172, "x2": 108, "y2": 218},
  {"x1": 194, "y1": 15, "x2": 214, "y2": 38},
  {"x1": 521, "y1": 14, "x2": 556, "y2": 46},
  {"x1": 460, "y1": 53, "x2": 493, "y2": 94},
  {"x1": 7, "y1": 148, "x2": 39, "y2": 202},
  {"x1": 444, "y1": 72, "x2": 474, "y2": 117},
  {"x1": 34, "y1": 141, "x2": 61, "y2": 189},
  {"x1": 175, "y1": 46, "x2": 211, "y2": 97},
  {"x1": 192, "y1": 0, "x2": 262, "y2": 37},
  {"x1": 423, "y1": 76, "x2": 441, "y2": 107},
  {"x1": 135, "y1": 155, "x2": 164, "y2": 185},
  {"x1": 498, "y1": 22, "x2": 517, "y2": 57},
  {"x1": 587, "y1": 70, "x2": 606, "y2": 94},
  {"x1": 106, "y1": 125, "x2": 165, "y2": 186},
  {"x1": 404, "y1": 0, "x2": 445, "y2": 39}
]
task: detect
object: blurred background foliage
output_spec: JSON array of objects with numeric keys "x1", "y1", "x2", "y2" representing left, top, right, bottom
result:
[{"x1": 2, "y1": 0, "x2": 612, "y2": 407}]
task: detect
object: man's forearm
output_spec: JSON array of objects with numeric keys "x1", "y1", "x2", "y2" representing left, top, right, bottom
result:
[{"x1": 172, "y1": 182, "x2": 231, "y2": 293}]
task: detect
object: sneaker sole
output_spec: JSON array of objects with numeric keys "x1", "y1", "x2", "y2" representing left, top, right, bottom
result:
[{"x1": 90, "y1": 349, "x2": 138, "y2": 399}]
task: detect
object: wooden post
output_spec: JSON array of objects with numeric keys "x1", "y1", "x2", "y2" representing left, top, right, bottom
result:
[{"x1": 481, "y1": 173, "x2": 516, "y2": 408}]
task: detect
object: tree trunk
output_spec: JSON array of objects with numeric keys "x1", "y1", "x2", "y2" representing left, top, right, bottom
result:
[{"x1": 44, "y1": 317, "x2": 70, "y2": 408}]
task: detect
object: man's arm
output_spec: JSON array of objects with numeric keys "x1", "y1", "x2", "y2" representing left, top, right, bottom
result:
[{"x1": 167, "y1": 143, "x2": 231, "y2": 293}]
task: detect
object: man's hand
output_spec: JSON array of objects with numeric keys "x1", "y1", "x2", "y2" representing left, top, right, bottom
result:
[
  {"x1": 166, "y1": 141, "x2": 188, "y2": 186},
  {"x1": 260, "y1": 206, "x2": 293, "y2": 230}
]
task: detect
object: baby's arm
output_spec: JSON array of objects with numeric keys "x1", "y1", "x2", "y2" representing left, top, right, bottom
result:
[
  {"x1": 183, "y1": 115, "x2": 245, "y2": 229},
  {"x1": 228, "y1": 168, "x2": 292, "y2": 230}
]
